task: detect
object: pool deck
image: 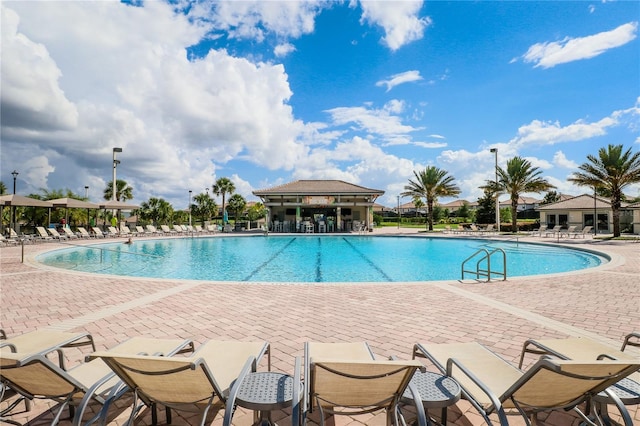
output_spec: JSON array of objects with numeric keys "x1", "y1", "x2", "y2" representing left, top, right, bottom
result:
[{"x1": 1, "y1": 227, "x2": 638, "y2": 426}]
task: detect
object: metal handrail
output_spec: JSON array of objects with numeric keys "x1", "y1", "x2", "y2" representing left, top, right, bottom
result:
[{"x1": 461, "y1": 248, "x2": 507, "y2": 282}]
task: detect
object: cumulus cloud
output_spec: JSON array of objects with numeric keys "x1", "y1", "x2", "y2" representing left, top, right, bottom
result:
[
  {"x1": 553, "y1": 151, "x2": 579, "y2": 169},
  {"x1": 510, "y1": 116, "x2": 617, "y2": 147},
  {"x1": 274, "y1": 42, "x2": 296, "y2": 57},
  {"x1": 0, "y1": 6, "x2": 78, "y2": 131},
  {"x1": 519, "y1": 21, "x2": 638, "y2": 68},
  {"x1": 358, "y1": 0, "x2": 431, "y2": 50},
  {"x1": 325, "y1": 100, "x2": 421, "y2": 139},
  {"x1": 197, "y1": 0, "x2": 325, "y2": 40},
  {"x1": 375, "y1": 70, "x2": 423, "y2": 92}
]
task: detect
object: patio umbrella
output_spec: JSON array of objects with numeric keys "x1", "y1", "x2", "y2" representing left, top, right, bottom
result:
[
  {"x1": 48, "y1": 198, "x2": 100, "y2": 228},
  {"x1": 0, "y1": 195, "x2": 53, "y2": 233}
]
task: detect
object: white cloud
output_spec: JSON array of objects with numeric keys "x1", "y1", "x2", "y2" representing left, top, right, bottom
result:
[
  {"x1": 520, "y1": 21, "x2": 638, "y2": 68},
  {"x1": 358, "y1": 0, "x2": 431, "y2": 50},
  {"x1": 553, "y1": 151, "x2": 579, "y2": 169},
  {"x1": 274, "y1": 42, "x2": 296, "y2": 57},
  {"x1": 413, "y1": 141, "x2": 448, "y2": 149},
  {"x1": 375, "y1": 70, "x2": 423, "y2": 92},
  {"x1": 325, "y1": 100, "x2": 421, "y2": 138},
  {"x1": 1, "y1": 6, "x2": 78, "y2": 131},
  {"x1": 511, "y1": 116, "x2": 617, "y2": 147},
  {"x1": 198, "y1": 0, "x2": 325, "y2": 40}
]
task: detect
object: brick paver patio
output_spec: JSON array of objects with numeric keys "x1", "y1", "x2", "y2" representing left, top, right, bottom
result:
[{"x1": 1, "y1": 228, "x2": 638, "y2": 426}]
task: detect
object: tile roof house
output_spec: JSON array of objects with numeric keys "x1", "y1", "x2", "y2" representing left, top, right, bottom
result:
[{"x1": 536, "y1": 193, "x2": 635, "y2": 233}]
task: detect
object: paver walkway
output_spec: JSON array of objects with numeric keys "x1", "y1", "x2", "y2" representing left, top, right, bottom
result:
[{"x1": 1, "y1": 228, "x2": 638, "y2": 426}]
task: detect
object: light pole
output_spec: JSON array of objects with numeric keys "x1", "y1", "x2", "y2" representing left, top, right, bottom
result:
[
  {"x1": 112, "y1": 148, "x2": 122, "y2": 201},
  {"x1": 188, "y1": 190, "x2": 193, "y2": 227},
  {"x1": 593, "y1": 186, "x2": 597, "y2": 235},
  {"x1": 397, "y1": 195, "x2": 400, "y2": 229},
  {"x1": 11, "y1": 170, "x2": 18, "y2": 233},
  {"x1": 206, "y1": 187, "x2": 209, "y2": 196},
  {"x1": 11, "y1": 170, "x2": 19, "y2": 194},
  {"x1": 490, "y1": 148, "x2": 500, "y2": 231},
  {"x1": 84, "y1": 186, "x2": 89, "y2": 199}
]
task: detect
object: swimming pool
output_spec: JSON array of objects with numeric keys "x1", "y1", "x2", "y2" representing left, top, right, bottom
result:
[{"x1": 36, "y1": 235, "x2": 605, "y2": 282}]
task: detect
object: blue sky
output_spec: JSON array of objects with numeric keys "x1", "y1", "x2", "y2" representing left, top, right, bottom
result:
[{"x1": 1, "y1": 1, "x2": 639, "y2": 208}]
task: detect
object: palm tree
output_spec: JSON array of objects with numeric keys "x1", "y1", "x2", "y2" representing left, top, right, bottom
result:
[
  {"x1": 213, "y1": 177, "x2": 235, "y2": 223},
  {"x1": 0, "y1": 181, "x2": 7, "y2": 195},
  {"x1": 412, "y1": 196, "x2": 424, "y2": 220},
  {"x1": 568, "y1": 144, "x2": 640, "y2": 237},
  {"x1": 103, "y1": 179, "x2": 133, "y2": 202},
  {"x1": 191, "y1": 193, "x2": 218, "y2": 225},
  {"x1": 401, "y1": 166, "x2": 461, "y2": 231},
  {"x1": 486, "y1": 156, "x2": 555, "y2": 233},
  {"x1": 227, "y1": 194, "x2": 247, "y2": 224},
  {"x1": 137, "y1": 197, "x2": 173, "y2": 225}
]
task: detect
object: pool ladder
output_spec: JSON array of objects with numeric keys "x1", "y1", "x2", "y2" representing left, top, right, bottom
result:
[{"x1": 461, "y1": 248, "x2": 507, "y2": 282}]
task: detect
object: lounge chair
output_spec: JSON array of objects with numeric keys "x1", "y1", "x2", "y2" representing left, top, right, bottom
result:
[
  {"x1": 146, "y1": 225, "x2": 162, "y2": 235},
  {"x1": 194, "y1": 225, "x2": 204, "y2": 234},
  {"x1": 160, "y1": 224, "x2": 176, "y2": 235},
  {"x1": 519, "y1": 333, "x2": 640, "y2": 423},
  {"x1": 293, "y1": 342, "x2": 427, "y2": 426},
  {"x1": 0, "y1": 234, "x2": 19, "y2": 247},
  {"x1": 91, "y1": 227, "x2": 107, "y2": 238},
  {"x1": 172, "y1": 224, "x2": 184, "y2": 234},
  {"x1": 48, "y1": 227, "x2": 69, "y2": 240},
  {"x1": 92, "y1": 340, "x2": 270, "y2": 426},
  {"x1": 0, "y1": 336, "x2": 194, "y2": 426},
  {"x1": 106, "y1": 226, "x2": 120, "y2": 237},
  {"x1": 530, "y1": 224, "x2": 547, "y2": 237},
  {"x1": 570, "y1": 225, "x2": 593, "y2": 238},
  {"x1": 414, "y1": 341, "x2": 640, "y2": 426},
  {"x1": 76, "y1": 227, "x2": 93, "y2": 238},
  {"x1": 61, "y1": 227, "x2": 79, "y2": 239},
  {"x1": 135, "y1": 226, "x2": 148, "y2": 236},
  {"x1": 35, "y1": 226, "x2": 54, "y2": 242},
  {"x1": 559, "y1": 225, "x2": 577, "y2": 238},
  {"x1": 544, "y1": 225, "x2": 562, "y2": 237}
]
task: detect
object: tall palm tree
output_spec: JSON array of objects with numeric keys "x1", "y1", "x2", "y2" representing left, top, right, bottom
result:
[
  {"x1": 487, "y1": 156, "x2": 555, "y2": 233},
  {"x1": 191, "y1": 193, "x2": 217, "y2": 225},
  {"x1": 0, "y1": 181, "x2": 7, "y2": 195},
  {"x1": 568, "y1": 144, "x2": 640, "y2": 237},
  {"x1": 103, "y1": 179, "x2": 133, "y2": 202},
  {"x1": 137, "y1": 197, "x2": 173, "y2": 225},
  {"x1": 401, "y1": 166, "x2": 461, "y2": 231},
  {"x1": 212, "y1": 177, "x2": 235, "y2": 223},
  {"x1": 227, "y1": 194, "x2": 247, "y2": 224}
]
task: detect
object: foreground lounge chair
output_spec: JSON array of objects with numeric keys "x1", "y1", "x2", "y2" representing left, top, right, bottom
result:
[
  {"x1": 0, "y1": 336, "x2": 193, "y2": 426},
  {"x1": 92, "y1": 340, "x2": 270, "y2": 426},
  {"x1": 569, "y1": 225, "x2": 593, "y2": 238},
  {"x1": 519, "y1": 333, "x2": 640, "y2": 423},
  {"x1": 293, "y1": 342, "x2": 426, "y2": 426},
  {"x1": 544, "y1": 225, "x2": 562, "y2": 237},
  {"x1": 35, "y1": 226, "x2": 54, "y2": 242},
  {"x1": 76, "y1": 227, "x2": 93, "y2": 238},
  {"x1": 61, "y1": 227, "x2": 79, "y2": 239},
  {"x1": 91, "y1": 227, "x2": 107, "y2": 238},
  {"x1": 47, "y1": 227, "x2": 69, "y2": 240},
  {"x1": 530, "y1": 224, "x2": 547, "y2": 237},
  {"x1": 414, "y1": 341, "x2": 640, "y2": 426}
]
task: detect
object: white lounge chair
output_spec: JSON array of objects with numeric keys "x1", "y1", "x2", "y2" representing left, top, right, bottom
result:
[
  {"x1": 61, "y1": 227, "x2": 78, "y2": 239},
  {"x1": 35, "y1": 227, "x2": 53, "y2": 242},
  {"x1": 570, "y1": 226, "x2": 593, "y2": 238},
  {"x1": 76, "y1": 227, "x2": 93, "y2": 238},
  {"x1": 91, "y1": 227, "x2": 106, "y2": 238}
]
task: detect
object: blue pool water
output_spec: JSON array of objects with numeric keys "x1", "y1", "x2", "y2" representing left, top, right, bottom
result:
[{"x1": 36, "y1": 236, "x2": 605, "y2": 282}]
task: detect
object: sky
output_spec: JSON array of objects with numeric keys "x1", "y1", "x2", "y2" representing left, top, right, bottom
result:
[{"x1": 1, "y1": 0, "x2": 639, "y2": 209}]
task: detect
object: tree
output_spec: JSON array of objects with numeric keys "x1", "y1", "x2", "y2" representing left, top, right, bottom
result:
[
  {"x1": 191, "y1": 193, "x2": 217, "y2": 225},
  {"x1": 401, "y1": 166, "x2": 461, "y2": 231},
  {"x1": 213, "y1": 177, "x2": 235, "y2": 223},
  {"x1": 137, "y1": 197, "x2": 173, "y2": 225},
  {"x1": 475, "y1": 188, "x2": 496, "y2": 224},
  {"x1": 0, "y1": 181, "x2": 6, "y2": 195},
  {"x1": 227, "y1": 194, "x2": 246, "y2": 224},
  {"x1": 540, "y1": 191, "x2": 561, "y2": 205},
  {"x1": 568, "y1": 144, "x2": 640, "y2": 237},
  {"x1": 485, "y1": 156, "x2": 555, "y2": 232},
  {"x1": 247, "y1": 202, "x2": 267, "y2": 222},
  {"x1": 103, "y1": 179, "x2": 133, "y2": 202}
]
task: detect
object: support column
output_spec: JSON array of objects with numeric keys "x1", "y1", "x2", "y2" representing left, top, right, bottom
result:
[{"x1": 337, "y1": 207, "x2": 342, "y2": 231}]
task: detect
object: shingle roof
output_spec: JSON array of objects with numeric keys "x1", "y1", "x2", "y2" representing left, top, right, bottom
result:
[
  {"x1": 536, "y1": 193, "x2": 627, "y2": 210},
  {"x1": 253, "y1": 180, "x2": 384, "y2": 195}
]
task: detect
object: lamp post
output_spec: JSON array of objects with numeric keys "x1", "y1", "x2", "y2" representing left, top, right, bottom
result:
[
  {"x1": 84, "y1": 186, "x2": 89, "y2": 199},
  {"x1": 11, "y1": 170, "x2": 18, "y2": 194},
  {"x1": 490, "y1": 148, "x2": 500, "y2": 231},
  {"x1": 112, "y1": 148, "x2": 122, "y2": 202},
  {"x1": 188, "y1": 190, "x2": 193, "y2": 227},
  {"x1": 593, "y1": 186, "x2": 597, "y2": 235},
  {"x1": 397, "y1": 195, "x2": 400, "y2": 229},
  {"x1": 11, "y1": 170, "x2": 18, "y2": 233}
]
